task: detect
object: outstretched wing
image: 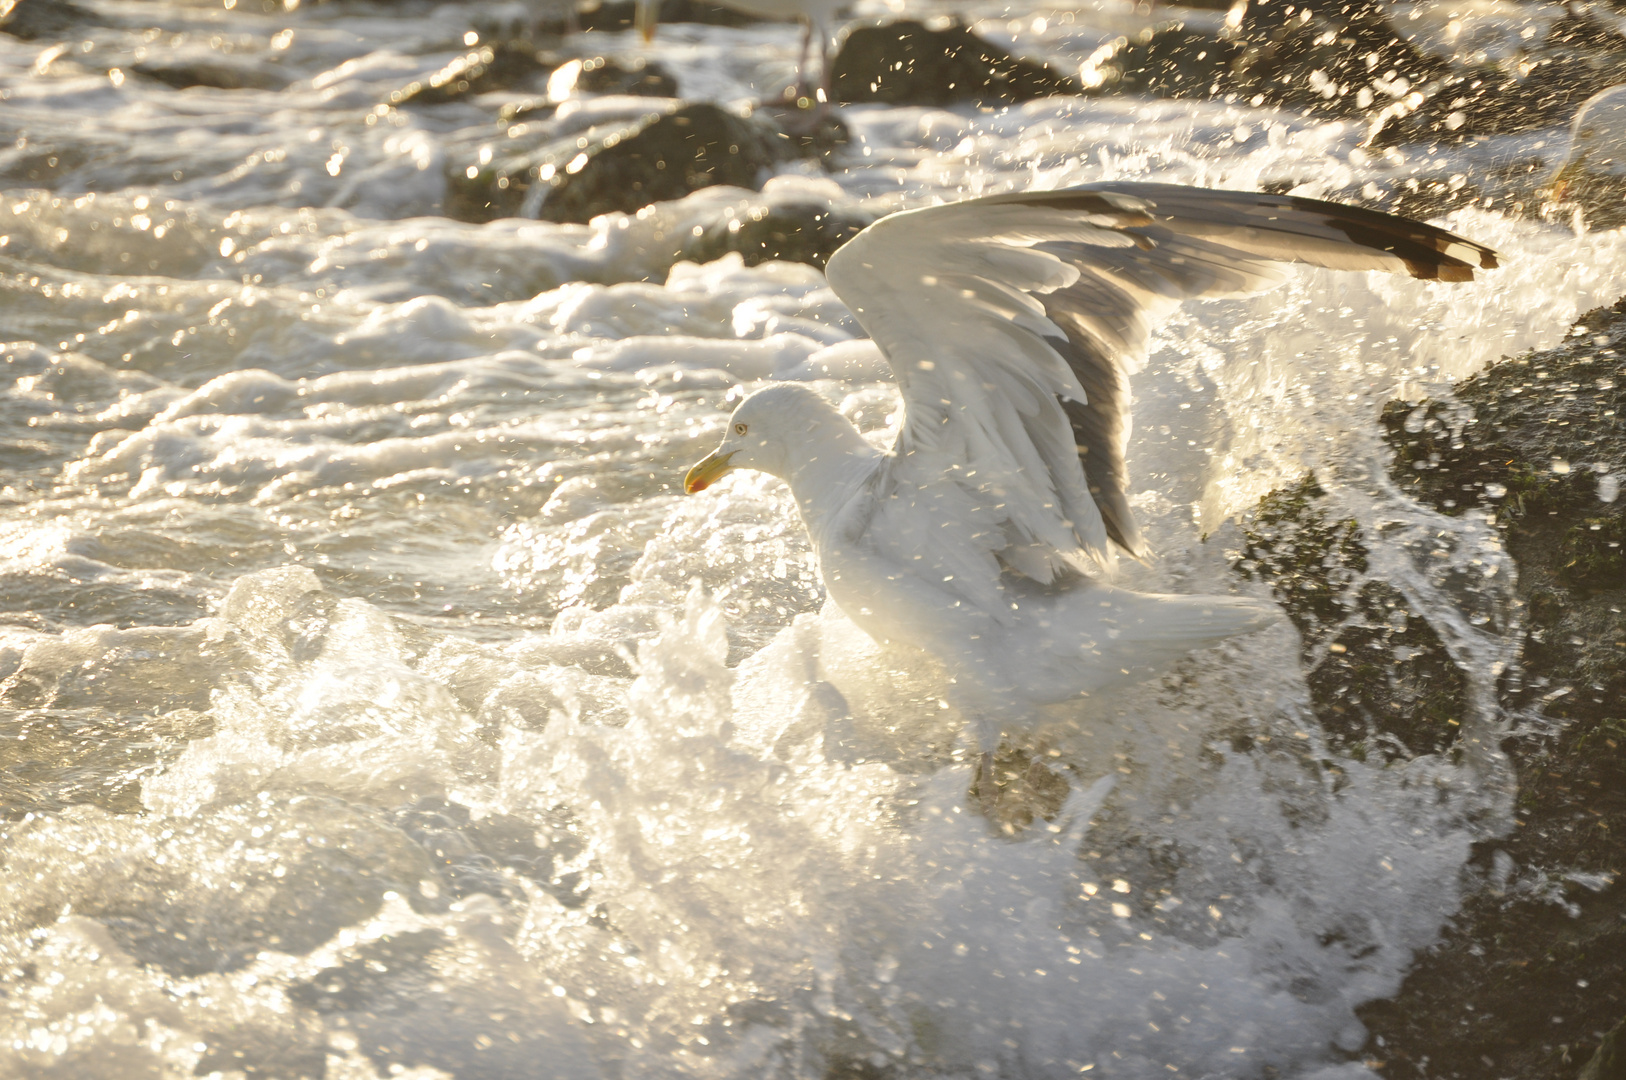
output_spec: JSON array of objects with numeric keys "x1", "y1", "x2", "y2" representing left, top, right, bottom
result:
[{"x1": 822, "y1": 182, "x2": 1496, "y2": 614}]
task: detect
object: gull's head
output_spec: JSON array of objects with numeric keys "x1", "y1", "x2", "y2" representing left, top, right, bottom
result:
[
  {"x1": 1553, "y1": 84, "x2": 1626, "y2": 227},
  {"x1": 684, "y1": 384, "x2": 846, "y2": 494}
]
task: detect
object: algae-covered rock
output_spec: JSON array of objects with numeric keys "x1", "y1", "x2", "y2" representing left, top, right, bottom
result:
[
  {"x1": 683, "y1": 200, "x2": 873, "y2": 269},
  {"x1": 1223, "y1": 0, "x2": 1449, "y2": 121},
  {"x1": 390, "y1": 43, "x2": 552, "y2": 106},
  {"x1": 570, "y1": 54, "x2": 679, "y2": 98},
  {"x1": 446, "y1": 102, "x2": 781, "y2": 224},
  {"x1": 830, "y1": 20, "x2": 1081, "y2": 107},
  {"x1": 1237, "y1": 474, "x2": 1368, "y2": 632},
  {"x1": 1366, "y1": 9, "x2": 1626, "y2": 149},
  {"x1": 968, "y1": 745, "x2": 1071, "y2": 837},
  {"x1": 1357, "y1": 298, "x2": 1626, "y2": 1078},
  {"x1": 1076, "y1": 2, "x2": 1451, "y2": 126},
  {"x1": 1237, "y1": 475, "x2": 1467, "y2": 760},
  {"x1": 1080, "y1": 22, "x2": 1242, "y2": 100}
]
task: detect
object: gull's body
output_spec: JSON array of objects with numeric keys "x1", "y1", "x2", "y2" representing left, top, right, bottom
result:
[{"x1": 685, "y1": 182, "x2": 1497, "y2": 760}]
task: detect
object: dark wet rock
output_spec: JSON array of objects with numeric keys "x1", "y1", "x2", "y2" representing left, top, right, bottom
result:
[
  {"x1": 447, "y1": 102, "x2": 782, "y2": 224},
  {"x1": 574, "y1": 53, "x2": 678, "y2": 97},
  {"x1": 754, "y1": 100, "x2": 850, "y2": 158},
  {"x1": 1080, "y1": 21, "x2": 1243, "y2": 99},
  {"x1": 1382, "y1": 307, "x2": 1624, "y2": 535},
  {"x1": 830, "y1": 20, "x2": 1081, "y2": 107},
  {"x1": 1364, "y1": 62, "x2": 1612, "y2": 148},
  {"x1": 1237, "y1": 474, "x2": 1467, "y2": 760},
  {"x1": 1366, "y1": 10, "x2": 1626, "y2": 147},
  {"x1": 498, "y1": 57, "x2": 681, "y2": 124},
  {"x1": 1358, "y1": 298, "x2": 1626, "y2": 1077},
  {"x1": 132, "y1": 59, "x2": 288, "y2": 91},
  {"x1": 1323, "y1": 174, "x2": 1493, "y2": 221},
  {"x1": 969, "y1": 746, "x2": 1071, "y2": 836},
  {"x1": 390, "y1": 43, "x2": 552, "y2": 106},
  {"x1": 1238, "y1": 474, "x2": 1368, "y2": 630},
  {"x1": 1078, "y1": 2, "x2": 1449, "y2": 123},
  {"x1": 1304, "y1": 580, "x2": 1468, "y2": 759},
  {"x1": 0, "y1": 0, "x2": 93, "y2": 40},
  {"x1": 684, "y1": 200, "x2": 874, "y2": 269},
  {"x1": 1222, "y1": 0, "x2": 1450, "y2": 121}
]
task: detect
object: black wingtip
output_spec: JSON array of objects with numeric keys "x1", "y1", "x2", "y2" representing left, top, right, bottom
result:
[{"x1": 1071, "y1": 181, "x2": 1502, "y2": 282}]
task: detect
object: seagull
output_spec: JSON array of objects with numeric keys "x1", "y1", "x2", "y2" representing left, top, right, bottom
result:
[
  {"x1": 682, "y1": 182, "x2": 1497, "y2": 795},
  {"x1": 633, "y1": 0, "x2": 844, "y2": 104},
  {"x1": 1552, "y1": 84, "x2": 1626, "y2": 230}
]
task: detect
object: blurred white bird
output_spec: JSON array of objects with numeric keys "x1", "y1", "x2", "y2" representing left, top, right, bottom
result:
[
  {"x1": 1553, "y1": 84, "x2": 1626, "y2": 230},
  {"x1": 634, "y1": 0, "x2": 844, "y2": 104},
  {"x1": 683, "y1": 182, "x2": 1497, "y2": 789}
]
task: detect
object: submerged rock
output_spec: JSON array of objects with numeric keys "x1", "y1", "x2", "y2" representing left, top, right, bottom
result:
[
  {"x1": 568, "y1": 53, "x2": 679, "y2": 98},
  {"x1": 500, "y1": 56, "x2": 681, "y2": 123},
  {"x1": 1366, "y1": 9, "x2": 1626, "y2": 148},
  {"x1": 1081, "y1": 2, "x2": 1445, "y2": 122},
  {"x1": 684, "y1": 200, "x2": 874, "y2": 269},
  {"x1": 390, "y1": 43, "x2": 552, "y2": 106},
  {"x1": 830, "y1": 20, "x2": 1081, "y2": 107},
  {"x1": 447, "y1": 102, "x2": 792, "y2": 224},
  {"x1": 1236, "y1": 474, "x2": 1468, "y2": 760},
  {"x1": 0, "y1": 0, "x2": 93, "y2": 40},
  {"x1": 132, "y1": 59, "x2": 288, "y2": 91},
  {"x1": 1080, "y1": 22, "x2": 1242, "y2": 100},
  {"x1": 968, "y1": 746, "x2": 1071, "y2": 836},
  {"x1": 1224, "y1": 0, "x2": 1448, "y2": 120},
  {"x1": 1357, "y1": 298, "x2": 1626, "y2": 1077}
]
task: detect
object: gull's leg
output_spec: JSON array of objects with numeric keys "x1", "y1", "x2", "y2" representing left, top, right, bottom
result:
[
  {"x1": 815, "y1": 16, "x2": 832, "y2": 109},
  {"x1": 795, "y1": 17, "x2": 815, "y2": 101}
]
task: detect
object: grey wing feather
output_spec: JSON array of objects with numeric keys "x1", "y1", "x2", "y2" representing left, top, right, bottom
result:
[
  {"x1": 823, "y1": 182, "x2": 1496, "y2": 600},
  {"x1": 989, "y1": 183, "x2": 1497, "y2": 559}
]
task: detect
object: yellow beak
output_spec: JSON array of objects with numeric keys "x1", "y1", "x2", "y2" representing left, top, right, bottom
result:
[
  {"x1": 635, "y1": 0, "x2": 658, "y2": 42},
  {"x1": 684, "y1": 450, "x2": 735, "y2": 493}
]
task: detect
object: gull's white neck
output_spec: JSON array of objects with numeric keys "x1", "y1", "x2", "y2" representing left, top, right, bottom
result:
[{"x1": 777, "y1": 417, "x2": 882, "y2": 543}]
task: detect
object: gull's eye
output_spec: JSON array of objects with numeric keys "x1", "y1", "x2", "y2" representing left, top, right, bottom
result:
[{"x1": 734, "y1": 423, "x2": 748, "y2": 435}]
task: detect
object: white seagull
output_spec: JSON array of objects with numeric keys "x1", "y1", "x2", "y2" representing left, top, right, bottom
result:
[
  {"x1": 683, "y1": 182, "x2": 1497, "y2": 787},
  {"x1": 1553, "y1": 83, "x2": 1626, "y2": 230}
]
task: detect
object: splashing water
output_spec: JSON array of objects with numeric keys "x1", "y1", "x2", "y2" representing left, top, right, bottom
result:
[{"x1": 5, "y1": 1, "x2": 1626, "y2": 1077}]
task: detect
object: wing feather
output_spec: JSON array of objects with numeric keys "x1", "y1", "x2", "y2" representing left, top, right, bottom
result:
[{"x1": 823, "y1": 182, "x2": 1496, "y2": 619}]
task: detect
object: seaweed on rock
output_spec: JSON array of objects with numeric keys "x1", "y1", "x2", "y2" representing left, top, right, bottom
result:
[
  {"x1": 1236, "y1": 475, "x2": 1468, "y2": 761},
  {"x1": 1359, "y1": 298, "x2": 1626, "y2": 1079}
]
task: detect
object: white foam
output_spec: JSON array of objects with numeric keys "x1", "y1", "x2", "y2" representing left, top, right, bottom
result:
[{"x1": 1, "y1": 0, "x2": 1619, "y2": 1074}]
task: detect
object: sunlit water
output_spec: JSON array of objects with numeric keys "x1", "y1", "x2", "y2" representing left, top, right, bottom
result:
[{"x1": 4, "y1": 1, "x2": 1626, "y2": 1077}]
